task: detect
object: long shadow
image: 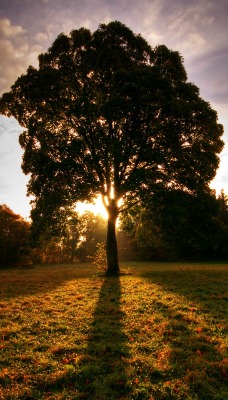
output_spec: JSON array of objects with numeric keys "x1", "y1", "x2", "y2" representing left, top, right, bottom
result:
[
  {"x1": 76, "y1": 275, "x2": 130, "y2": 399},
  {"x1": 138, "y1": 267, "x2": 228, "y2": 399},
  {"x1": 140, "y1": 266, "x2": 228, "y2": 324},
  {"x1": 0, "y1": 263, "x2": 96, "y2": 300},
  {"x1": 4, "y1": 275, "x2": 131, "y2": 399}
]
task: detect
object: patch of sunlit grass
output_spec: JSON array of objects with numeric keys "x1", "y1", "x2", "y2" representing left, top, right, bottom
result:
[{"x1": 0, "y1": 262, "x2": 227, "y2": 399}]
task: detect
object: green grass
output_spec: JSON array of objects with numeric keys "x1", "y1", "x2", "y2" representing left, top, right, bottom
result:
[{"x1": 0, "y1": 262, "x2": 227, "y2": 399}]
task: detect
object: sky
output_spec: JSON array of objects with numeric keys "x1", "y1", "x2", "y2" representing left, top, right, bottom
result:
[{"x1": 0, "y1": 0, "x2": 228, "y2": 218}]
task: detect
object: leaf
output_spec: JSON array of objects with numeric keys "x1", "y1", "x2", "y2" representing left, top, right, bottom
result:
[{"x1": 219, "y1": 358, "x2": 228, "y2": 377}]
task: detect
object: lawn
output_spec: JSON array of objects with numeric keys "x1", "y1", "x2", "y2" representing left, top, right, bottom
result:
[{"x1": 0, "y1": 262, "x2": 227, "y2": 399}]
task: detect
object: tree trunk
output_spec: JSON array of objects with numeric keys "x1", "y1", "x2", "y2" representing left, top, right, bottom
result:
[{"x1": 106, "y1": 201, "x2": 120, "y2": 275}]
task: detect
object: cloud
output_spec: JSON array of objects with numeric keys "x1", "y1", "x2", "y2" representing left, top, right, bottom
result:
[
  {"x1": 0, "y1": 19, "x2": 45, "y2": 94},
  {"x1": 34, "y1": 32, "x2": 48, "y2": 42},
  {"x1": 0, "y1": 18, "x2": 26, "y2": 37},
  {"x1": 186, "y1": 47, "x2": 228, "y2": 108},
  {"x1": 0, "y1": 115, "x2": 31, "y2": 216},
  {"x1": 145, "y1": 0, "x2": 228, "y2": 60},
  {"x1": 211, "y1": 146, "x2": 228, "y2": 194},
  {"x1": 0, "y1": 115, "x2": 23, "y2": 136}
]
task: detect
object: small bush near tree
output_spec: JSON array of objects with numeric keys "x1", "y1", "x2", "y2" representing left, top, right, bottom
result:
[{"x1": 93, "y1": 242, "x2": 107, "y2": 272}]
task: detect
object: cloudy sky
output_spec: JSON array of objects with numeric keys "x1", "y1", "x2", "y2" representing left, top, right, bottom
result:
[{"x1": 0, "y1": 0, "x2": 228, "y2": 218}]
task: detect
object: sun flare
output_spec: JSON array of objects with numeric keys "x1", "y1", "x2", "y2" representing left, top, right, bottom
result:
[{"x1": 76, "y1": 195, "x2": 108, "y2": 218}]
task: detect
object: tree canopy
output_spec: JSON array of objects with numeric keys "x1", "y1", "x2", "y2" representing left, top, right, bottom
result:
[
  {"x1": 120, "y1": 189, "x2": 228, "y2": 261},
  {"x1": 0, "y1": 21, "x2": 224, "y2": 274},
  {"x1": 0, "y1": 205, "x2": 30, "y2": 266}
]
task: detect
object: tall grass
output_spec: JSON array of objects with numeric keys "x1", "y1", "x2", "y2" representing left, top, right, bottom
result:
[{"x1": 0, "y1": 262, "x2": 227, "y2": 399}]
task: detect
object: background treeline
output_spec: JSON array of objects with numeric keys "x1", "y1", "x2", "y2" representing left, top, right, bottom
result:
[
  {"x1": 1, "y1": 188, "x2": 228, "y2": 267},
  {"x1": 0, "y1": 208, "x2": 108, "y2": 267},
  {"x1": 121, "y1": 189, "x2": 228, "y2": 261},
  {"x1": 0, "y1": 205, "x2": 30, "y2": 266}
]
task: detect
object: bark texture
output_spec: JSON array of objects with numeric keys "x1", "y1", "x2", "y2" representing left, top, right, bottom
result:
[{"x1": 106, "y1": 200, "x2": 120, "y2": 275}]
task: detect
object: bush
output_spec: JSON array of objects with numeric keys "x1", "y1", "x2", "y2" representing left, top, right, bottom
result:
[{"x1": 93, "y1": 242, "x2": 107, "y2": 271}]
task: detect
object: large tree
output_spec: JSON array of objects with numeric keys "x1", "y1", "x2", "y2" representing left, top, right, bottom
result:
[{"x1": 0, "y1": 21, "x2": 224, "y2": 274}]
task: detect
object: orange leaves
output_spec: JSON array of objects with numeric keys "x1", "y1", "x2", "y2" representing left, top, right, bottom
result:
[
  {"x1": 188, "y1": 307, "x2": 197, "y2": 312},
  {"x1": 156, "y1": 347, "x2": 172, "y2": 370},
  {"x1": 0, "y1": 368, "x2": 30, "y2": 384},
  {"x1": 75, "y1": 294, "x2": 84, "y2": 300},
  {"x1": 0, "y1": 367, "x2": 8, "y2": 376},
  {"x1": 219, "y1": 358, "x2": 228, "y2": 378},
  {"x1": 62, "y1": 355, "x2": 81, "y2": 365},
  {"x1": 62, "y1": 357, "x2": 70, "y2": 364}
]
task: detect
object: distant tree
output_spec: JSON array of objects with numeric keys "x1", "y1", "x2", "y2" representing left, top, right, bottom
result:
[
  {"x1": 217, "y1": 190, "x2": 228, "y2": 225},
  {"x1": 0, "y1": 21, "x2": 224, "y2": 274},
  {"x1": 121, "y1": 189, "x2": 228, "y2": 260},
  {"x1": 63, "y1": 212, "x2": 81, "y2": 262},
  {"x1": 76, "y1": 211, "x2": 106, "y2": 262},
  {"x1": 0, "y1": 205, "x2": 30, "y2": 266},
  {"x1": 30, "y1": 211, "x2": 106, "y2": 264},
  {"x1": 214, "y1": 190, "x2": 228, "y2": 257},
  {"x1": 28, "y1": 206, "x2": 79, "y2": 263},
  {"x1": 31, "y1": 237, "x2": 64, "y2": 264}
]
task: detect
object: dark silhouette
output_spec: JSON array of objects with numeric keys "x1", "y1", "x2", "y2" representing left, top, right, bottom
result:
[
  {"x1": 0, "y1": 204, "x2": 30, "y2": 266},
  {"x1": 0, "y1": 21, "x2": 224, "y2": 274}
]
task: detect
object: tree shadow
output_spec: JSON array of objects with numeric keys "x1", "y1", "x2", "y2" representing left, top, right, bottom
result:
[
  {"x1": 76, "y1": 275, "x2": 130, "y2": 399},
  {"x1": 137, "y1": 267, "x2": 228, "y2": 399},
  {"x1": 140, "y1": 266, "x2": 228, "y2": 325},
  {"x1": 0, "y1": 263, "x2": 96, "y2": 300},
  {"x1": 3, "y1": 274, "x2": 131, "y2": 399}
]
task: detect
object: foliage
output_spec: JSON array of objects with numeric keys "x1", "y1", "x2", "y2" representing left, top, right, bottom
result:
[
  {"x1": 76, "y1": 211, "x2": 106, "y2": 262},
  {"x1": 0, "y1": 262, "x2": 227, "y2": 399},
  {"x1": 120, "y1": 189, "x2": 228, "y2": 260},
  {"x1": 62, "y1": 211, "x2": 81, "y2": 262},
  {"x1": 29, "y1": 211, "x2": 107, "y2": 264},
  {"x1": 0, "y1": 21, "x2": 224, "y2": 273},
  {"x1": 93, "y1": 242, "x2": 107, "y2": 271},
  {"x1": 0, "y1": 204, "x2": 30, "y2": 266}
]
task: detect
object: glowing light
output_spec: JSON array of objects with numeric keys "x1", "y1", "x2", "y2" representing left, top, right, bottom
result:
[{"x1": 76, "y1": 195, "x2": 108, "y2": 218}]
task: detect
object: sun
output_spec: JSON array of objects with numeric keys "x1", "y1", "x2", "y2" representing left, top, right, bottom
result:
[{"x1": 76, "y1": 195, "x2": 108, "y2": 218}]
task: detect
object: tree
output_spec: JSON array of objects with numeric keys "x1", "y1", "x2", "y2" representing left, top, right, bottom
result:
[
  {"x1": 28, "y1": 205, "x2": 79, "y2": 263},
  {"x1": 217, "y1": 190, "x2": 228, "y2": 226},
  {"x1": 0, "y1": 21, "x2": 224, "y2": 274},
  {"x1": 0, "y1": 205, "x2": 30, "y2": 266},
  {"x1": 120, "y1": 189, "x2": 228, "y2": 260},
  {"x1": 63, "y1": 212, "x2": 81, "y2": 263},
  {"x1": 76, "y1": 211, "x2": 106, "y2": 262}
]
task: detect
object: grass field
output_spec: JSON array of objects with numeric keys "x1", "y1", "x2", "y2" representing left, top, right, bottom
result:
[{"x1": 0, "y1": 262, "x2": 227, "y2": 399}]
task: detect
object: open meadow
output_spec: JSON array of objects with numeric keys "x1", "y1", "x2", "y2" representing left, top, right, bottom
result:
[{"x1": 0, "y1": 262, "x2": 227, "y2": 400}]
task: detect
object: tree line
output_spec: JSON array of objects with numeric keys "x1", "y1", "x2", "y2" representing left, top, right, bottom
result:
[
  {"x1": 121, "y1": 188, "x2": 228, "y2": 261},
  {"x1": 0, "y1": 206, "x2": 106, "y2": 266},
  {"x1": 1, "y1": 188, "x2": 228, "y2": 267}
]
